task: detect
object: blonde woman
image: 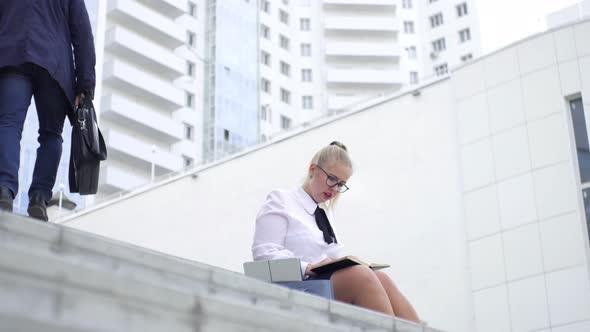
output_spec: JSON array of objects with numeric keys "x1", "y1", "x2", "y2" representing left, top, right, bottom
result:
[{"x1": 252, "y1": 141, "x2": 419, "y2": 322}]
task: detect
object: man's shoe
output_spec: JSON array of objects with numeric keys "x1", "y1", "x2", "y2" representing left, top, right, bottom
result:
[
  {"x1": 0, "y1": 187, "x2": 14, "y2": 211},
  {"x1": 28, "y1": 193, "x2": 48, "y2": 222}
]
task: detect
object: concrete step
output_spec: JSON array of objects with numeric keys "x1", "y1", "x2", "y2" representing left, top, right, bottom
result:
[{"x1": 0, "y1": 212, "x2": 441, "y2": 332}]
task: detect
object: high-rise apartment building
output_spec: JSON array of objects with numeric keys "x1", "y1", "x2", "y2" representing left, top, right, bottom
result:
[
  {"x1": 322, "y1": 0, "x2": 404, "y2": 111},
  {"x1": 203, "y1": 0, "x2": 259, "y2": 162},
  {"x1": 257, "y1": 0, "x2": 482, "y2": 139},
  {"x1": 94, "y1": 0, "x2": 205, "y2": 194},
  {"x1": 257, "y1": 0, "x2": 325, "y2": 141},
  {"x1": 15, "y1": 0, "x2": 482, "y2": 207},
  {"x1": 413, "y1": 0, "x2": 481, "y2": 80}
]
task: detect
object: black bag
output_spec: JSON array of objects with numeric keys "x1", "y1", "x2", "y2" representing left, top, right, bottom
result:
[{"x1": 69, "y1": 95, "x2": 107, "y2": 195}]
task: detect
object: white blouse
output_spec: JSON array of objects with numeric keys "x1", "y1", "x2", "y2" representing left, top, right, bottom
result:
[{"x1": 252, "y1": 187, "x2": 344, "y2": 274}]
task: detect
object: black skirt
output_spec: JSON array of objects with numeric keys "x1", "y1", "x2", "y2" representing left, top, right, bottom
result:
[{"x1": 307, "y1": 271, "x2": 334, "y2": 280}]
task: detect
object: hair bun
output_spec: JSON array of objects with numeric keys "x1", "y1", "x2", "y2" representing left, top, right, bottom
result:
[{"x1": 329, "y1": 141, "x2": 347, "y2": 151}]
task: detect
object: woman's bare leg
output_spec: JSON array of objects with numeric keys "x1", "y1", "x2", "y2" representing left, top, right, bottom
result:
[
  {"x1": 331, "y1": 265, "x2": 394, "y2": 315},
  {"x1": 374, "y1": 271, "x2": 419, "y2": 323}
]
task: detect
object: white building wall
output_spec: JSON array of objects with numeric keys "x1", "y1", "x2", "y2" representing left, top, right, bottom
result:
[
  {"x1": 61, "y1": 18, "x2": 590, "y2": 332},
  {"x1": 63, "y1": 79, "x2": 473, "y2": 332},
  {"x1": 454, "y1": 21, "x2": 590, "y2": 332}
]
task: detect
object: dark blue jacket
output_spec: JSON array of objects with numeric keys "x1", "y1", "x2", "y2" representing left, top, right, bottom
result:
[{"x1": 0, "y1": 0, "x2": 96, "y2": 106}]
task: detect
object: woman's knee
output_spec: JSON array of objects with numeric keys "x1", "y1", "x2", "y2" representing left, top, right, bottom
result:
[
  {"x1": 335, "y1": 265, "x2": 381, "y2": 285},
  {"x1": 375, "y1": 271, "x2": 392, "y2": 282},
  {"x1": 375, "y1": 271, "x2": 399, "y2": 289},
  {"x1": 331, "y1": 266, "x2": 383, "y2": 301}
]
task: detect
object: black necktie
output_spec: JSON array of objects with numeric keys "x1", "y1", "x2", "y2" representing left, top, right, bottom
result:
[{"x1": 314, "y1": 206, "x2": 337, "y2": 244}]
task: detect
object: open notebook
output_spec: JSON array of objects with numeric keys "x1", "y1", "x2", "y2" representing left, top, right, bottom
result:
[{"x1": 310, "y1": 256, "x2": 390, "y2": 274}]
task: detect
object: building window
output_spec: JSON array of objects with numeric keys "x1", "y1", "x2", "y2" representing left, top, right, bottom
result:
[
  {"x1": 184, "y1": 123, "x2": 194, "y2": 141},
  {"x1": 261, "y1": 50, "x2": 271, "y2": 66},
  {"x1": 432, "y1": 38, "x2": 446, "y2": 52},
  {"x1": 223, "y1": 129, "x2": 230, "y2": 142},
  {"x1": 300, "y1": 18, "x2": 310, "y2": 31},
  {"x1": 460, "y1": 53, "x2": 473, "y2": 62},
  {"x1": 280, "y1": 61, "x2": 291, "y2": 76},
  {"x1": 410, "y1": 71, "x2": 418, "y2": 84},
  {"x1": 434, "y1": 63, "x2": 448, "y2": 76},
  {"x1": 260, "y1": 105, "x2": 268, "y2": 121},
  {"x1": 261, "y1": 104, "x2": 271, "y2": 123},
  {"x1": 261, "y1": 0, "x2": 270, "y2": 13},
  {"x1": 280, "y1": 115, "x2": 291, "y2": 129},
  {"x1": 457, "y1": 2, "x2": 468, "y2": 17},
  {"x1": 186, "y1": 91, "x2": 194, "y2": 108},
  {"x1": 429, "y1": 0, "x2": 438, "y2": 3},
  {"x1": 402, "y1": 0, "x2": 412, "y2": 9},
  {"x1": 430, "y1": 13, "x2": 444, "y2": 28},
  {"x1": 279, "y1": 9, "x2": 289, "y2": 25},
  {"x1": 301, "y1": 69, "x2": 312, "y2": 82},
  {"x1": 280, "y1": 88, "x2": 291, "y2": 104},
  {"x1": 188, "y1": 1, "x2": 197, "y2": 17},
  {"x1": 183, "y1": 155, "x2": 194, "y2": 168},
  {"x1": 261, "y1": 24, "x2": 270, "y2": 39},
  {"x1": 302, "y1": 96, "x2": 313, "y2": 109},
  {"x1": 187, "y1": 31, "x2": 196, "y2": 48},
  {"x1": 261, "y1": 78, "x2": 271, "y2": 93},
  {"x1": 571, "y1": 98, "x2": 590, "y2": 244},
  {"x1": 301, "y1": 43, "x2": 311, "y2": 56},
  {"x1": 404, "y1": 21, "x2": 415, "y2": 34},
  {"x1": 187, "y1": 61, "x2": 195, "y2": 77},
  {"x1": 406, "y1": 46, "x2": 417, "y2": 59},
  {"x1": 459, "y1": 28, "x2": 471, "y2": 43},
  {"x1": 571, "y1": 98, "x2": 590, "y2": 182},
  {"x1": 279, "y1": 34, "x2": 290, "y2": 50}
]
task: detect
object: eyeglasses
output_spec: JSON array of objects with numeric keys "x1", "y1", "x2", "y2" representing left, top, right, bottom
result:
[{"x1": 316, "y1": 165, "x2": 349, "y2": 193}]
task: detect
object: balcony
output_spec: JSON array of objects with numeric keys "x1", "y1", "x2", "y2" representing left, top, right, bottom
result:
[
  {"x1": 105, "y1": 26, "x2": 185, "y2": 80},
  {"x1": 99, "y1": 162, "x2": 150, "y2": 193},
  {"x1": 325, "y1": 42, "x2": 400, "y2": 58},
  {"x1": 136, "y1": 0, "x2": 186, "y2": 19},
  {"x1": 173, "y1": 140, "x2": 199, "y2": 159},
  {"x1": 104, "y1": 128, "x2": 184, "y2": 173},
  {"x1": 100, "y1": 94, "x2": 184, "y2": 144},
  {"x1": 328, "y1": 94, "x2": 366, "y2": 110},
  {"x1": 324, "y1": 16, "x2": 398, "y2": 32},
  {"x1": 107, "y1": 0, "x2": 185, "y2": 49},
  {"x1": 102, "y1": 60, "x2": 184, "y2": 111},
  {"x1": 326, "y1": 68, "x2": 403, "y2": 86}
]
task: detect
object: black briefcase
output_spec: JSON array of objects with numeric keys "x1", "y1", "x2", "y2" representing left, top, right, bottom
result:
[{"x1": 69, "y1": 95, "x2": 107, "y2": 195}]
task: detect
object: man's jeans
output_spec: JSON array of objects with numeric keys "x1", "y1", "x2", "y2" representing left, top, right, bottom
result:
[{"x1": 0, "y1": 63, "x2": 69, "y2": 203}]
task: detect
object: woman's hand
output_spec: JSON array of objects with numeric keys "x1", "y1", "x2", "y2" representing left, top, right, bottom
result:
[{"x1": 305, "y1": 257, "x2": 335, "y2": 276}]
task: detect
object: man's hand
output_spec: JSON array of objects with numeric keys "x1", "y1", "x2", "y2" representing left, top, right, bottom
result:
[
  {"x1": 74, "y1": 93, "x2": 85, "y2": 108},
  {"x1": 305, "y1": 257, "x2": 334, "y2": 276}
]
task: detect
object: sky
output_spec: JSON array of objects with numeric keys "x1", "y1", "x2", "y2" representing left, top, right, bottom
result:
[{"x1": 477, "y1": 0, "x2": 581, "y2": 54}]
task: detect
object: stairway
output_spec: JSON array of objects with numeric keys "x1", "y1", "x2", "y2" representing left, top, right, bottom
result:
[{"x1": 0, "y1": 212, "x2": 442, "y2": 332}]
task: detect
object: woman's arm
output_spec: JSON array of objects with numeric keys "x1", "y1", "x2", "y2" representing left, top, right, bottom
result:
[{"x1": 252, "y1": 190, "x2": 310, "y2": 274}]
